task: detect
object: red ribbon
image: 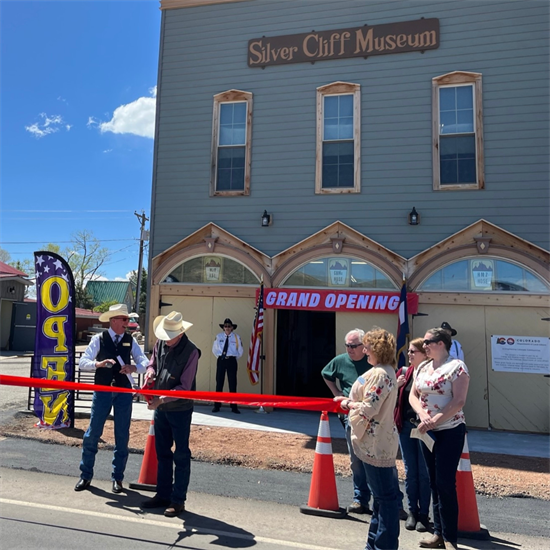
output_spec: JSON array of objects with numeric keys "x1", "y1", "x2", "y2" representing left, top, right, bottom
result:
[{"x1": 0, "y1": 374, "x2": 343, "y2": 413}]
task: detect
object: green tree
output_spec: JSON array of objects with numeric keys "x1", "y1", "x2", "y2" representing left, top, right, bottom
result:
[
  {"x1": 0, "y1": 246, "x2": 12, "y2": 263},
  {"x1": 128, "y1": 268, "x2": 147, "y2": 314},
  {"x1": 94, "y1": 300, "x2": 118, "y2": 314},
  {"x1": 64, "y1": 230, "x2": 108, "y2": 309}
]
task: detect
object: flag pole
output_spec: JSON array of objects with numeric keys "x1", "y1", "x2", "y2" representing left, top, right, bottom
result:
[{"x1": 256, "y1": 275, "x2": 267, "y2": 413}]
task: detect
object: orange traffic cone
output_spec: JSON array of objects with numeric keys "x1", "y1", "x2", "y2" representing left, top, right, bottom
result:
[
  {"x1": 457, "y1": 434, "x2": 490, "y2": 539},
  {"x1": 300, "y1": 411, "x2": 346, "y2": 518},
  {"x1": 129, "y1": 419, "x2": 158, "y2": 492}
]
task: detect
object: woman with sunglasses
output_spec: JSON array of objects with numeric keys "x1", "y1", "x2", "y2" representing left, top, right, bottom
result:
[
  {"x1": 335, "y1": 327, "x2": 401, "y2": 550},
  {"x1": 394, "y1": 338, "x2": 431, "y2": 533},
  {"x1": 409, "y1": 328, "x2": 470, "y2": 550}
]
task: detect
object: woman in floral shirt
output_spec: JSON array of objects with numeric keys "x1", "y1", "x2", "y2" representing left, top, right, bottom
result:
[
  {"x1": 409, "y1": 328, "x2": 470, "y2": 550},
  {"x1": 335, "y1": 327, "x2": 400, "y2": 550}
]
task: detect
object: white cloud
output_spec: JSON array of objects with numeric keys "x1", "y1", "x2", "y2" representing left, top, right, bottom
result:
[
  {"x1": 87, "y1": 116, "x2": 98, "y2": 128},
  {"x1": 25, "y1": 113, "x2": 71, "y2": 138},
  {"x1": 97, "y1": 87, "x2": 157, "y2": 139},
  {"x1": 115, "y1": 276, "x2": 130, "y2": 281},
  {"x1": 103, "y1": 149, "x2": 113, "y2": 154},
  {"x1": 66, "y1": 124, "x2": 72, "y2": 131},
  {"x1": 26, "y1": 113, "x2": 61, "y2": 137}
]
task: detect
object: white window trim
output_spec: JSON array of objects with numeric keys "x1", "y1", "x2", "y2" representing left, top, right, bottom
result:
[
  {"x1": 432, "y1": 71, "x2": 484, "y2": 191},
  {"x1": 316, "y1": 82, "x2": 361, "y2": 194},
  {"x1": 210, "y1": 89, "x2": 253, "y2": 196}
]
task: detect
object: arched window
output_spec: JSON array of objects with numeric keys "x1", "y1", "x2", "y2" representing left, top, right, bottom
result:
[
  {"x1": 282, "y1": 257, "x2": 397, "y2": 289},
  {"x1": 418, "y1": 257, "x2": 549, "y2": 293},
  {"x1": 163, "y1": 255, "x2": 259, "y2": 285}
]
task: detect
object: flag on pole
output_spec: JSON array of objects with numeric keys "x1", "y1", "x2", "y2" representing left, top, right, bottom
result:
[
  {"x1": 247, "y1": 282, "x2": 264, "y2": 385},
  {"x1": 396, "y1": 279, "x2": 410, "y2": 371}
]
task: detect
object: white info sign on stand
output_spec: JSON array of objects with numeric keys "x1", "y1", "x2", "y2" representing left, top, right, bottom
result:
[{"x1": 491, "y1": 335, "x2": 550, "y2": 375}]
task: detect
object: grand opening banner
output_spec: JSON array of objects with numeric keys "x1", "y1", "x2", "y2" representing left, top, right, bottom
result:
[
  {"x1": 260, "y1": 288, "x2": 419, "y2": 314},
  {"x1": 32, "y1": 251, "x2": 76, "y2": 429}
]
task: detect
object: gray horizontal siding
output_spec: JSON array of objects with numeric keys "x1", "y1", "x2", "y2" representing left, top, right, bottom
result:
[{"x1": 151, "y1": 0, "x2": 549, "y2": 259}]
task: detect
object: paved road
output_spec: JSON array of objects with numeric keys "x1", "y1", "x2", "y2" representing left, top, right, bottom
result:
[
  {"x1": 1, "y1": 462, "x2": 549, "y2": 550},
  {"x1": 0, "y1": 354, "x2": 32, "y2": 424},
  {"x1": 0, "y1": 437, "x2": 549, "y2": 550}
]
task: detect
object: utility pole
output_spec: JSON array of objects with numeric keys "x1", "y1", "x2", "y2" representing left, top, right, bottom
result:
[{"x1": 134, "y1": 210, "x2": 149, "y2": 313}]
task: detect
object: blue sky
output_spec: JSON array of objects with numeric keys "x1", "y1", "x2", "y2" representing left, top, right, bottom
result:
[{"x1": 0, "y1": 0, "x2": 161, "y2": 281}]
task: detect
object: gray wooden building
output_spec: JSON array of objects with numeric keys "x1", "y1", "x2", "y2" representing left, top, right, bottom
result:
[{"x1": 148, "y1": 0, "x2": 549, "y2": 433}]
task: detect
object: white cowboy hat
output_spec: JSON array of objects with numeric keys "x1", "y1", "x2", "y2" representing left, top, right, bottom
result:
[
  {"x1": 153, "y1": 311, "x2": 193, "y2": 341},
  {"x1": 99, "y1": 304, "x2": 130, "y2": 322}
]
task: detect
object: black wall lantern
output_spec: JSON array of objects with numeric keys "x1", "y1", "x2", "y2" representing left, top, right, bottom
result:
[
  {"x1": 408, "y1": 207, "x2": 420, "y2": 226},
  {"x1": 261, "y1": 210, "x2": 272, "y2": 227}
]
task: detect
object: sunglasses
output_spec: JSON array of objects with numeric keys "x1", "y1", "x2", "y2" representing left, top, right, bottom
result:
[
  {"x1": 224, "y1": 325, "x2": 233, "y2": 328},
  {"x1": 423, "y1": 338, "x2": 440, "y2": 346},
  {"x1": 345, "y1": 343, "x2": 362, "y2": 349},
  {"x1": 112, "y1": 317, "x2": 129, "y2": 322},
  {"x1": 407, "y1": 349, "x2": 419, "y2": 354}
]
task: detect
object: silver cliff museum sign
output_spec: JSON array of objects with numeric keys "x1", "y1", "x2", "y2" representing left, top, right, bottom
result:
[{"x1": 248, "y1": 18, "x2": 439, "y2": 67}]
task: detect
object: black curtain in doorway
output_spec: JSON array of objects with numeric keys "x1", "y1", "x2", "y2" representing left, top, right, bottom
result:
[{"x1": 276, "y1": 309, "x2": 335, "y2": 398}]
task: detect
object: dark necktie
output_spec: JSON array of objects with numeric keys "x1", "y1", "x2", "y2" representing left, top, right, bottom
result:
[
  {"x1": 114, "y1": 335, "x2": 120, "y2": 347},
  {"x1": 222, "y1": 335, "x2": 229, "y2": 357}
]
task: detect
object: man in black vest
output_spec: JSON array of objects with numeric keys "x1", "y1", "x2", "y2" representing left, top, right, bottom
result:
[
  {"x1": 75, "y1": 304, "x2": 150, "y2": 493},
  {"x1": 141, "y1": 311, "x2": 200, "y2": 518}
]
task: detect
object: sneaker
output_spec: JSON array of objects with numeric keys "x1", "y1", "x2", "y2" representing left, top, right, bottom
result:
[
  {"x1": 164, "y1": 502, "x2": 185, "y2": 517},
  {"x1": 346, "y1": 501, "x2": 372, "y2": 514},
  {"x1": 141, "y1": 495, "x2": 171, "y2": 509},
  {"x1": 405, "y1": 513, "x2": 417, "y2": 530}
]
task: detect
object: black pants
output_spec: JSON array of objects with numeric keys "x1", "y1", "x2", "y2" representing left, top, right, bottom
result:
[
  {"x1": 421, "y1": 423, "x2": 466, "y2": 544},
  {"x1": 214, "y1": 357, "x2": 238, "y2": 409}
]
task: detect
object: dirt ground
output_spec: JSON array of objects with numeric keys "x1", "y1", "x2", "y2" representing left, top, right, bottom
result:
[{"x1": 1, "y1": 412, "x2": 548, "y2": 501}]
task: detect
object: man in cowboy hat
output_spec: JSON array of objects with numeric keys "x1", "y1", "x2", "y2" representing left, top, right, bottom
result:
[
  {"x1": 211, "y1": 318, "x2": 243, "y2": 413},
  {"x1": 75, "y1": 304, "x2": 150, "y2": 494},
  {"x1": 141, "y1": 311, "x2": 200, "y2": 518},
  {"x1": 440, "y1": 321, "x2": 465, "y2": 361}
]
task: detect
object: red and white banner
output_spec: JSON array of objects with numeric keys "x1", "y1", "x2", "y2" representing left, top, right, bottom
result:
[{"x1": 260, "y1": 288, "x2": 418, "y2": 314}]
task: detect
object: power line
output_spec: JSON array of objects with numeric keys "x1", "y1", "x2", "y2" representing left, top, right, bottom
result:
[{"x1": 0, "y1": 238, "x2": 139, "y2": 244}]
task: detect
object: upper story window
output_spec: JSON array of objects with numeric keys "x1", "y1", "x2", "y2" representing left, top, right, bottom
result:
[
  {"x1": 316, "y1": 82, "x2": 360, "y2": 194},
  {"x1": 211, "y1": 90, "x2": 253, "y2": 196},
  {"x1": 432, "y1": 72, "x2": 484, "y2": 190},
  {"x1": 282, "y1": 257, "x2": 396, "y2": 289},
  {"x1": 163, "y1": 255, "x2": 259, "y2": 285},
  {"x1": 418, "y1": 258, "x2": 549, "y2": 293}
]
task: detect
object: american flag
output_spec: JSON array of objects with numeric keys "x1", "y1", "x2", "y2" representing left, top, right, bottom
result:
[
  {"x1": 396, "y1": 280, "x2": 410, "y2": 370},
  {"x1": 246, "y1": 282, "x2": 264, "y2": 385}
]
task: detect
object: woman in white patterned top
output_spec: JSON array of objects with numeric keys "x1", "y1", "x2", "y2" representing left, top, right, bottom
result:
[
  {"x1": 409, "y1": 328, "x2": 470, "y2": 550},
  {"x1": 336, "y1": 327, "x2": 400, "y2": 550}
]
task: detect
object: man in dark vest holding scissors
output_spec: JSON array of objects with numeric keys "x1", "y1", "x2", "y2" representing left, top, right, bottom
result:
[{"x1": 75, "y1": 304, "x2": 149, "y2": 494}]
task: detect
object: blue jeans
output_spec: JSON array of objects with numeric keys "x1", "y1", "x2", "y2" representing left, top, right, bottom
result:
[
  {"x1": 154, "y1": 407, "x2": 193, "y2": 506},
  {"x1": 421, "y1": 423, "x2": 466, "y2": 544},
  {"x1": 399, "y1": 420, "x2": 431, "y2": 517},
  {"x1": 80, "y1": 391, "x2": 133, "y2": 481},
  {"x1": 363, "y1": 463, "x2": 400, "y2": 550},
  {"x1": 344, "y1": 415, "x2": 372, "y2": 506}
]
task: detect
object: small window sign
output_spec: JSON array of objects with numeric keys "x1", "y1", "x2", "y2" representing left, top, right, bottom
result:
[
  {"x1": 471, "y1": 259, "x2": 494, "y2": 290},
  {"x1": 328, "y1": 258, "x2": 350, "y2": 286},
  {"x1": 204, "y1": 256, "x2": 222, "y2": 282}
]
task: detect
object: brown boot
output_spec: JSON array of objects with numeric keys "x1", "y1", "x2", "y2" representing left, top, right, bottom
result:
[{"x1": 419, "y1": 534, "x2": 445, "y2": 549}]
